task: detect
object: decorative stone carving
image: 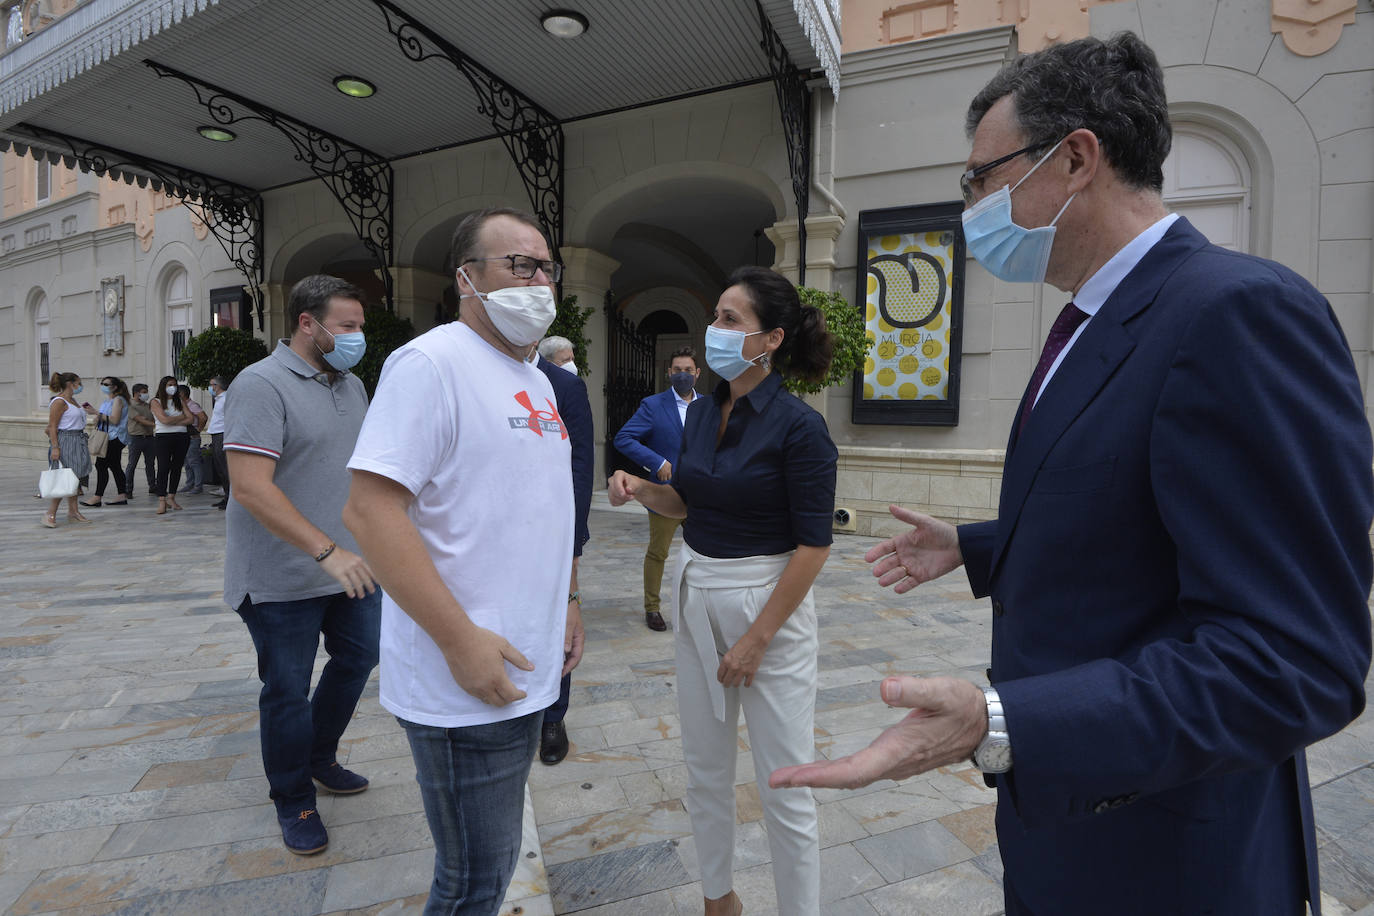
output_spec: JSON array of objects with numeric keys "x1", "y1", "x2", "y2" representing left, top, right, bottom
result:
[
  {"x1": 134, "y1": 198, "x2": 153, "y2": 252},
  {"x1": 100, "y1": 276, "x2": 124, "y2": 355},
  {"x1": 1271, "y1": 0, "x2": 1357, "y2": 56},
  {"x1": 23, "y1": 223, "x2": 50, "y2": 246},
  {"x1": 188, "y1": 202, "x2": 209, "y2": 240},
  {"x1": 61, "y1": 214, "x2": 76, "y2": 236}
]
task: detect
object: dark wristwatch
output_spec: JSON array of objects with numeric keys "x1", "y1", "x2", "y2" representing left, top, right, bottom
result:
[{"x1": 973, "y1": 686, "x2": 1012, "y2": 773}]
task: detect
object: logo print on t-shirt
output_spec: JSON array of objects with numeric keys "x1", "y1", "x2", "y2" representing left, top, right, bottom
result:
[{"x1": 509, "y1": 390, "x2": 567, "y2": 439}]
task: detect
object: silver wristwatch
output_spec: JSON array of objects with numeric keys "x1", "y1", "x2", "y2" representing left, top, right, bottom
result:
[{"x1": 973, "y1": 686, "x2": 1012, "y2": 773}]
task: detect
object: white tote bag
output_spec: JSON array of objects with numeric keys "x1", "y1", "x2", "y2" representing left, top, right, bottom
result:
[{"x1": 39, "y1": 464, "x2": 80, "y2": 499}]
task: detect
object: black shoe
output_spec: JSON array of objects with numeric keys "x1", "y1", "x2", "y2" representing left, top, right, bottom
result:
[
  {"x1": 540, "y1": 721, "x2": 569, "y2": 765},
  {"x1": 645, "y1": 611, "x2": 667, "y2": 632},
  {"x1": 312, "y1": 762, "x2": 369, "y2": 794},
  {"x1": 278, "y1": 808, "x2": 328, "y2": 855},
  {"x1": 213, "y1": 499, "x2": 227, "y2": 509}
]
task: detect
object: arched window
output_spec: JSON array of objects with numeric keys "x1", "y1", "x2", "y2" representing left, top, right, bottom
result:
[
  {"x1": 1162, "y1": 126, "x2": 1252, "y2": 253},
  {"x1": 34, "y1": 294, "x2": 49, "y2": 408},
  {"x1": 165, "y1": 267, "x2": 194, "y2": 380}
]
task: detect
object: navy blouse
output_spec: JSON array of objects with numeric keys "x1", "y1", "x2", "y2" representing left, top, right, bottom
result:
[{"x1": 673, "y1": 372, "x2": 838, "y2": 559}]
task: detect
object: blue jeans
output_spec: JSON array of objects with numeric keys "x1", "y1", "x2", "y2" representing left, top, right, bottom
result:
[
  {"x1": 235, "y1": 590, "x2": 381, "y2": 815},
  {"x1": 400, "y1": 713, "x2": 541, "y2": 916}
]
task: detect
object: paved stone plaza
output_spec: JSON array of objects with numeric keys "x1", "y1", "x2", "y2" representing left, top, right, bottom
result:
[{"x1": 3, "y1": 457, "x2": 1374, "y2": 915}]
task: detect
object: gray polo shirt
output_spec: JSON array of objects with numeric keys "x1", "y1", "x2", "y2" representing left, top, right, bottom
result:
[{"x1": 223, "y1": 340, "x2": 369, "y2": 609}]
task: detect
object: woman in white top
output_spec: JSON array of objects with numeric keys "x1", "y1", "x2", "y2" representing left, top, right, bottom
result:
[
  {"x1": 149, "y1": 374, "x2": 194, "y2": 514},
  {"x1": 43, "y1": 371, "x2": 96, "y2": 527}
]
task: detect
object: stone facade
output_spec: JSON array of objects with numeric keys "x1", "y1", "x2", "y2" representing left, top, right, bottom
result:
[{"x1": 0, "y1": 0, "x2": 1369, "y2": 533}]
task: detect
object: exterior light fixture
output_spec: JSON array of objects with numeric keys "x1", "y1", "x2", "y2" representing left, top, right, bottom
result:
[
  {"x1": 333, "y1": 75, "x2": 376, "y2": 98},
  {"x1": 197, "y1": 126, "x2": 236, "y2": 142},
  {"x1": 540, "y1": 9, "x2": 588, "y2": 38}
]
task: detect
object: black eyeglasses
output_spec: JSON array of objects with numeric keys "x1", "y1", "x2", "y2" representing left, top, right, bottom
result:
[
  {"x1": 960, "y1": 142, "x2": 1048, "y2": 206},
  {"x1": 463, "y1": 254, "x2": 563, "y2": 283}
]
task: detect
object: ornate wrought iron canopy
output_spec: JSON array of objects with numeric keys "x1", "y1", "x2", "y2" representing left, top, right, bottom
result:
[
  {"x1": 146, "y1": 60, "x2": 396, "y2": 308},
  {"x1": 758, "y1": 0, "x2": 813, "y2": 285},
  {"x1": 369, "y1": 0, "x2": 564, "y2": 257},
  {"x1": 0, "y1": 122, "x2": 267, "y2": 328}
]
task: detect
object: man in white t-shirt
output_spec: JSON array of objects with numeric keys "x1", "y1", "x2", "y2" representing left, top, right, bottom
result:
[{"x1": 344, "y1": 207, "x2": 583, "y2": 916}]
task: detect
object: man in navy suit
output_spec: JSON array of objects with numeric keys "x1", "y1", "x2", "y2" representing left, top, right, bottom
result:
[
  {"x1": 613, "y1": 347, "x2": 701, "y2": 631},
  {"x1": 535, "y1": 335, "x2": 593, "y2": 764},
  {"x1": 772, "y1": 33, "x2": 1372, "y2": 915}
]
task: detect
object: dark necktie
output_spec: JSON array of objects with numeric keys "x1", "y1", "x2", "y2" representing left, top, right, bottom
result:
[{"x1": 1017, "y1": 301, "x2": 1089, "y2": 436}]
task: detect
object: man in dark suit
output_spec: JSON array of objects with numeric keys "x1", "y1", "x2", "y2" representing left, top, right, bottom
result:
[
  {"x1": 613, "y1": 347, "x2": 701, "y2": 631},
  {"x1": 771, "y1": 33, "x2": 1373, "y2": 915},
  {"x1": 535, "y1": 335, "x2": 593, "y2": 764}
]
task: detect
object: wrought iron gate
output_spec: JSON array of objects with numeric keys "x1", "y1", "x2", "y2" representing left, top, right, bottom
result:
[{"x1": 604, "y1": 294, "x2": 657, "y2": 477}]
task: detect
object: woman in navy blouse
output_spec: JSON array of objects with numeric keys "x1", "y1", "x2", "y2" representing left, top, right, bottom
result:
[{"x1": 609, "y1": 266, "x2": 837, "y2": 916}]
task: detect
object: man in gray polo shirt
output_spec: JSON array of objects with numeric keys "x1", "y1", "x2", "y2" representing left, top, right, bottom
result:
[{"x1": 224, "y1": 274, "x2": 381, "y2": 856}]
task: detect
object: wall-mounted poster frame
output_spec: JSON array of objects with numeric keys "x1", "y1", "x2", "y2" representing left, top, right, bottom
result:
[{"x1": 852, "y1": 201, "x2": 965, "y2": 426}]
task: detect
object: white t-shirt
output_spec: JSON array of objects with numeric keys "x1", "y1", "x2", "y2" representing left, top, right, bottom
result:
[{"x1": 348, "y1": 321, "x2": 574, "y2": 727}]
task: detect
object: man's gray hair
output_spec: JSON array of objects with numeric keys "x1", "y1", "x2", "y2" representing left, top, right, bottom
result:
[
  {"x1": 537, "y1": 336, "x2": 574, "y2": 361},
  {"x1": 965, "y1": 32, "x2": 1171, "y2": 193}
]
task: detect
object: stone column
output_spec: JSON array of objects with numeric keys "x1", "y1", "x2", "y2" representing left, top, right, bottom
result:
[
  {"x1": 764, "y1": 214, "x2": 846, "y2": 289},
  {"x1": 560, "y1": 246, "x2": 621, "y2": 487},
  {"x1": 391, "y1": 266, "x2": 450, "y2": 334},
  {"x1": 763, "y1": 214, "x2": 847, "y2": 420}
]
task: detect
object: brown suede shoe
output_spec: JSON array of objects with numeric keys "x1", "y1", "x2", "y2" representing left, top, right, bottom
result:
[{"x1": 645, "y1": 611, "x2": 667, "y2": 631}]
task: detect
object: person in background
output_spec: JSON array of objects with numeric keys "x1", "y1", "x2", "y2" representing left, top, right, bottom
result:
[
  {"x1": 224, "y1": 274, "x2": 380, "y2": 856},
  {"x1": 608, "y1": 267, "x2": 837, "y2": 916},
  {"x1": 42, "y1": 371, "x2": 96, "y2": 527},
  {"x1": 178, "y1": 383, "x2": 206, "y2": 496},
  {"x1": 533, "y1": 334, "x2": 594, "y2": 765},
  {"x1": 124, "y1": 383, "x2": 156, "y2": 498},
  {"x1": 612, "y1": 346, "x2": 702, "y2": 631},
  {"x1": 207, "y1": 375, "x2": 231, "y2": 510},
  {"x1": 149, "y1": 375, "x2": 192, "y2": 514},
  {"x1": 81, "y1": 376, "x2": 130, "y2": 507}
]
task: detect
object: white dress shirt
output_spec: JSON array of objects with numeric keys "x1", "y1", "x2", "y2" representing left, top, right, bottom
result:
[{"x1": 1033, "y1": 213, "x2": 1179, "y2": 407}]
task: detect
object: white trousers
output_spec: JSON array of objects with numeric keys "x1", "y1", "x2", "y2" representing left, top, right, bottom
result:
[{"x1": 672, "y1": 544, "x2": 820, "y2": 915}]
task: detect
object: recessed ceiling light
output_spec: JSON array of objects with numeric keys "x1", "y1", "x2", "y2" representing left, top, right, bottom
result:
[
  {"x1": 197, "y1": 126, "x2": 236, "y2": 142},
  {"x1": 541, "y1": 9, "x2": 588, "y2": 39},
  {"x1": 333, "y1": 75, "x2": 376, "y2": 98}
]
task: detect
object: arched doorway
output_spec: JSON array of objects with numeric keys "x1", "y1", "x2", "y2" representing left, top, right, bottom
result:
[
  {"x1": 588, "y1": 173, "x2": 781, "y2": 471},
  {"x1": 279, "y1": 234, "x2": 389, "y2": 308}
]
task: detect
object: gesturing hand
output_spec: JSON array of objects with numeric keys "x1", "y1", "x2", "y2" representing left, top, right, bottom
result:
[
  {"x1": 607, "y1": 470, "x2": 641, "y2": 507},
  {"x1": 443, "y1": 625, "x2": 534, "y2": 707},
  {"x1": 318, "y1": 547, "x2": 378, "y2": 599},
  {"x1": 865, "y1": 504, "x2": 964, "y2": 594},
  {"x1": 769, "y1": 676, "x2": 987, "y2": 790}
]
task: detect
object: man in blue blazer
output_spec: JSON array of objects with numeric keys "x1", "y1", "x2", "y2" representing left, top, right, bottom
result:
[
  {"x1": 535, "y1": 336, "x2": 593, "y2": 765},
  {"x1": 772, "y1": 34, "x2": 1373, "y2": 915},
  {"x1": 612, "y1": 346, "x2": 701, "y2": 631}
]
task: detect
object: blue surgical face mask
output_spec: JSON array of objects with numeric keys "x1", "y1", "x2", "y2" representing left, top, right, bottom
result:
[
  {"x1": 961, "y1": 138, "x2": 1075, "y2": 284},
  {"x1": 74, "y1": 384, "x2": 83, "y2": 395},
  {"x1": 316, "y1": 323, "x2": 366, "y2": 371},
  {"x1": 100, "y1": 385, "x2": 112, "y2": 394},
  {"x1": 704, "y1": 326, "x2": 767, "y2": 381}
]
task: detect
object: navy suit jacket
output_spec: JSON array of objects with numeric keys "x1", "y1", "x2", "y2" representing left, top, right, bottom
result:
[
  {"x1": 537, "y1": 357, "x2": 592, "y2": 557},
  {"x1": 613, "y1": 388, "x2": 691, "y2": 478},
  {"x1": 958, "y1": 218, "x2": 1373, "y2": 915}
]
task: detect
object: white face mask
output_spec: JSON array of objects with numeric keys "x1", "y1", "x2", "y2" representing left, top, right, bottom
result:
[
  {"x1": 165, "y1": 385, "x2": 178, "y2": 396},
  {"x1": 458, "y1": 266, "x2": 556, "y2": 347},
  {"x1": 558, "y1": 361, "x2": 579, "y2": 376}
]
